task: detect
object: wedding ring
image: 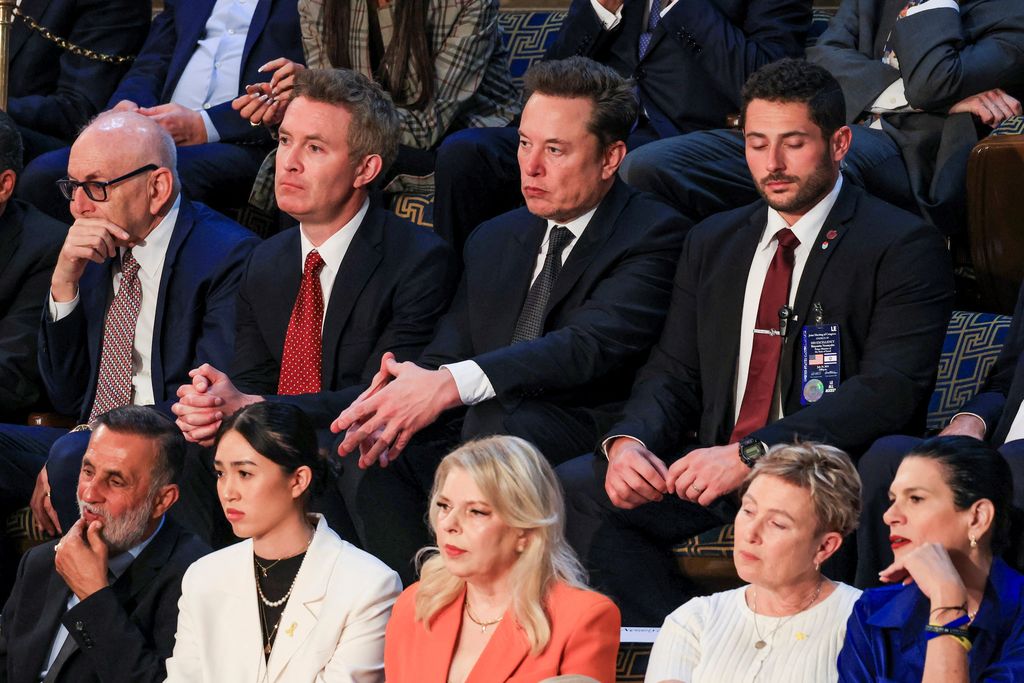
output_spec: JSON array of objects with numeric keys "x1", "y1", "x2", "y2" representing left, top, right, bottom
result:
[
  {"x1": 249, "y1": 120, "x2": 260, "y2": 127},
  {"x1": 691, "y1": 485, "x2": 705, "y2": 493},
  {"x1": 45, "y1": 491, "x2": 51, "y2": 498}
]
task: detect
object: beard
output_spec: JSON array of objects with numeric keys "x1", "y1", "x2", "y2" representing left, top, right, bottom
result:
[
  {"x1": 77, "y1": 495, "x2": 155, "y2": 554},
  {"x1": 756, "y1": 151, "x2": 837, "y2": 216}
]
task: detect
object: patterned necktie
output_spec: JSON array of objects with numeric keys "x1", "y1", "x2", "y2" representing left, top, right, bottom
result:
[
  {"x1": 89, "y1": 250, "x2": 142, "y2": 422},
  {"x1": 881, "y1": 0, "x2": 925, "y2": 69},
  {"x1": 278, "y1": 250, "x2": 326, "y2": 395},
  {"x1": 512, "y1": 226, "x2": 574, "y2": 344},
  {"x1": 731, "y1": 228, "x2": 801, "y2": 442},
  {"x1": 638, "y1": 0, "x2": 663, "y2": 60}
]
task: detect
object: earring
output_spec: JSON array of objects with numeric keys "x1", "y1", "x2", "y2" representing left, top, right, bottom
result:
[
  {"x1": 813, "y1": 561, "x2": 820, "y2": 572},
  {"x1": 969, "y1": 534, "x2": 978, "y2": 549}
]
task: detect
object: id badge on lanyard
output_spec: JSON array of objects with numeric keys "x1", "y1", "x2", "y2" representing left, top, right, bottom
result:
[{"x1": 800, "y1": 303, "x2": 840, "y2": 405}]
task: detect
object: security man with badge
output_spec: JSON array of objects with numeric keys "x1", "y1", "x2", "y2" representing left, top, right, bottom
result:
[{"x1": 556, "y1": 59, "x2": 954, "y2": 626}]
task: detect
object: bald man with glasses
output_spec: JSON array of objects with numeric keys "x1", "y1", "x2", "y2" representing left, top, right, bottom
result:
[{"x1": 0, "y1": 112, "x2": 258, "y2": 545}]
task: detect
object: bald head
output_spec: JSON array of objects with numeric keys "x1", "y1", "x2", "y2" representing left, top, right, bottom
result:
[{"x1": 76, "y1": 112, "x2": 178, "y2": 189}]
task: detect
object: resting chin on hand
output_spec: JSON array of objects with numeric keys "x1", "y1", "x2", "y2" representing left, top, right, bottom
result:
[
  {"x1": 54, "y1": 518, "x2": 110, "y2": 601},
  {"x1": 666, "y1": 443, "x2": 749, "y2": 507},
  {"x1": 52, "y1": 219, "x2": 134, "y2": 303},
  {"x1": 331, "y1": 352, "x2": 462, "y2": 469}
]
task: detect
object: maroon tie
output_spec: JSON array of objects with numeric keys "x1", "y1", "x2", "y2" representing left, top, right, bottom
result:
[
  {"x1": 89, "y1": 250, "x2": 142, "y2": 422},
  {"x1": 731, "y1": 228, "x2": 801, "y2": 442},
  {"x1": 278, "y1": 250, "x2": 326, "y2": 396}
]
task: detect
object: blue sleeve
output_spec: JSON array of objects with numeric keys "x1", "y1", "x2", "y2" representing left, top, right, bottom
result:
[{"x1": 837, "y1": 598, "x2": 879, "y2": 683}]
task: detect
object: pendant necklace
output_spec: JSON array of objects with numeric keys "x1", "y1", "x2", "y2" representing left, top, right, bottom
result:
[
  {"x1": 464, "y1": 599, "x2": 503, "y2": 634},
  {"x1": 751, "y1": 578, "x2": 824, "y2": 650}
]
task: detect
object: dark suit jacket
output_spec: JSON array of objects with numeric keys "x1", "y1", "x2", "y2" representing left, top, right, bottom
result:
[
  {"x1": 37, "y1": 197, "x2": 259, "y2": 422},
  {"x1": 607, "y1": 181, "x2": 954, "y2": 457},
  {"x1": 547, "y1": 0, "x2": 811, "y2": 137},
  {"x1": 957, "y1": 281, "x2": 1024, "y2": 446},
  {"x1": 232, "y1": 207, "x2": 457, "y2": 426},
  {"x1": 418, "y1": 178, "x2": 689, "y2": 425},
  {"x1": 0, "y1": 199, "x2": 66, "y2": 422},
  {"x1": 0, "y1": 518, "x2": 209, "y2": 683},
  {"x1": 8, "y1": 0, "x2": 151, "y2": 142},
  {"x1": 808, "y1": 0, "x2": 1024, "y2": 234},
  {"x1": 106, "y1": 0, "x2": 303, "y2": 145}
]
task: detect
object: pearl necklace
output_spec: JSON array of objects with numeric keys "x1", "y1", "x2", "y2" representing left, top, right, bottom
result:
[
  {"x1": 751, "y1": 578, "x2": 824, "y2": 650},
  {"x1": 254, "y1": 529, "x2": 314, "y2": 608}
]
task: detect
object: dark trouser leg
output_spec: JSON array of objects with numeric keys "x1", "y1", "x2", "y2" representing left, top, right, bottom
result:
[
  {"x1": 557, "y1": 452, "x2": 735, "y2": 626},
  {"x1": 998, "y1": 439, "x2": 1024, "y2": 511},
  {"x1": 0, "y1": 425, "x2": 67, "y2": 516},
  {"x1": 16, "y1": 145, "x2": 72, "y2": 223},
  {"x1": 432, "y1": 127, "x2": 521, "y2": 258},
  {"x1": 17, "y1": 124, "x2": 67, "y2": 165},
  {"x1": 173, "y1": 142, "x2": 269, "y2": 216},
  {"x1": 46, "y1": 430, "x2": 93, "y2": 531},
  {"x1": 167, "y1": 443, "x2": 240, "y2": 549},
  {"x1": 619, "y1": 129, "x2": 753, "y2": 225},
  {"x1": 843, "y1": 126, "x2": 915, "y2": 216},
  {"x1": 855, "y1": 435, "x2": 922, "y2": 588}
]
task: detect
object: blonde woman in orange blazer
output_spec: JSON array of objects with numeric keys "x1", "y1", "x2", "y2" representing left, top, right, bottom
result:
[{"x1": 384, "y1": 436, "x2": 620, "y2": 683}]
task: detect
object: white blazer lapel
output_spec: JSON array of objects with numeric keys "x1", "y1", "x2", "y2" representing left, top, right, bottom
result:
[{"x1": 225, "y1": 539, "x2": 267, "y2": 682}]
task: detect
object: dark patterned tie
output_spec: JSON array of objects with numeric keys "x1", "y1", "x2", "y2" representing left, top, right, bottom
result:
[
  {"x1": 880, "y1": 0, "x2": 926, "y2": 69},
  {"x1": 89, "y1": 250, "x2": 142, "y2": 422},
  {"x1": 511, "y1": 226, "x2": 574, "y2": 344},
  {"x1": 278, "y1": 250, "x2": 326, "y2": 395},
  {"x1": 731, "y1": 228, "x2": 801, "y2": 442},
  {"x1": 638, "y1": 0, "x2": 663, "y2": 60}
]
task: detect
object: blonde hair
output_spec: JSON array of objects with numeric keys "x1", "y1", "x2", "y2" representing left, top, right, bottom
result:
[
  {"x1": 741, "y1": 442, "x2": 862, "y2": 537},
  {"x1": 415, "y1": 436, "x2": 589, "y2": 654}
]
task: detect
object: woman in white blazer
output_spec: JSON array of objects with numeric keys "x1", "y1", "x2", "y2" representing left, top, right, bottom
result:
[{"x1": 165, "y1": 402, "x2": 402, "y2": 683}]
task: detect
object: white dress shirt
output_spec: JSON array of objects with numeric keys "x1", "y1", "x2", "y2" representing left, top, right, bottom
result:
[
  {"x1": 443, "y1": 206, "x2": 598, "y2": 406},
  {"x1": 48, "y1": 196, "x2": 182, "y2": 408},
  {"x1": 590, "y1": 0, "x2": 678, "y2": 31},
  {"x1": 169, "y1": 0, "x2": 259, "y2": 142},
  {"x1": 868, "y1": 0, "x2": 960, "y2": 126},
  {"x1": 297, "y1": 198, "x2": 370, "y2": 332},
  {"x1": 40, "y1": 517, "x2": 165, "y2": 680},
  {"x1": 733, "y1": 175, "x2": 844, "y2": 422}
]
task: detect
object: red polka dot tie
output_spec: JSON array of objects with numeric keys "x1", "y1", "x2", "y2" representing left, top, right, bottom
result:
[
  {"x1": 89, "y1": 249, "x2": 142, "y2": 422},
  {"x1": 278, "y1": 249, "x2": 326, "y2": 396}
]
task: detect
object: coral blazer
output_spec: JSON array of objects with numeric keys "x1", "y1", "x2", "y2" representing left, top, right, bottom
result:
[{"x1": 384, "y1": 581, "x2": 620, "y2": 682}]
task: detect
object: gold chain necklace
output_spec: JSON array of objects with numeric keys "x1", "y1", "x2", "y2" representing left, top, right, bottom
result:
[
  {"x1": 751, "y1": 578, "x2": 824, "y2": 650},
  {"x1": 464, "y1": 599, "x2": 504, "y2": 634}
]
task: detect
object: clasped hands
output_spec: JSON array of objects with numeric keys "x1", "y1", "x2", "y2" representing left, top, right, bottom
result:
[
  {"x1": 110, "y1": 99, "x2": 207, "y2": 146},
  {"x1": 172, "y1": 364, "x2": 262, "y2": 446},
  {"x1": 330, "y1": 352, "x2": 462, "y2": 469},
  {"x1": 604, "y1": 439, "x2": 749, "y2": 510}
]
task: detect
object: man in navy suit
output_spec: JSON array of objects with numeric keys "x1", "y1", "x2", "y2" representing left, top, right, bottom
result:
[
  {"x1": 0, "y1": 111, "x2": 257, "y2": 541},
  {"x1": 7, "y1": 0, "x2": 151, "y2": 161},
  {"x1": 432, "y1": 0, "x2": 812, "y2": 259},
  {"x1": 17, "y1": 0, "x2": 303, "y2": 222},
  {"x1": 331, "y1": 57, "x2": 690, "y2": 582},
  {"x1": 0, "y1": 407, "x2": 209, "y2": 683},
  {"x1": 557, "y1": 59, "x2": 954, "y2": 625}
]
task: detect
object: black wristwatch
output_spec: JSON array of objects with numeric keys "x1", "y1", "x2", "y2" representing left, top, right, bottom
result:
[{"x1": 738, "y1": 437, "x2": 767, "y2": 468}]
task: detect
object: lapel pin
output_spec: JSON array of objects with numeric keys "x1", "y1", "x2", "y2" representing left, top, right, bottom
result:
[
  {"x1": 820, "y1": 240, "x2": 829, "y2": 250},
  {"x1": 826, "y1": 229, "x2": 838, "y2": 240},
  {"x1": 795, "y1": 632, "x2": 808, "y2": 641},
  {"x1": 286, "y1": 622, "x2": 297, "y2": 638}
]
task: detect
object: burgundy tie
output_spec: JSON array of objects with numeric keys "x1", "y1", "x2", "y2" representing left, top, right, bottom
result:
[
  {"x1": 89, "y1": 250, "x2": 142, "y2": 422},
  {"x1": 731, "y1": 228, "x2": 801, "y2": 442},
  {"x1": 278, "y1": 250, "x2": 326, "y2": 396}
]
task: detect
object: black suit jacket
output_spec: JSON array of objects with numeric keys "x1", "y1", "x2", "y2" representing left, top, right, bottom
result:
[
  {"x1": 0, "y1": 200, "x2": 66, "y2": 421},
  {"x1": 547, "y1": 0, "x2": 811, "y2": 137},
  {"x1": 0, "y1": 519, "x2": 209, "y2": 683},
  {"x1": 607, "y1": 181, "x2": 954, "y2": 457},
  {"x1": 8, "y1": 0, "x2": 151, "y2": 142},
  {"x1": 38, "y1": 198, "x2": 259, "y2": 422},
  {"x1": 958, "y1": 281, "x2": 1024, "y2": 446},
  {"x1": 418, "y1": 179, "x2": 689, "y2": 423},
  {"x1": 808, "y1": 0, "x2": 1024, "y2": 234},
  {"x1": 233, "y1": 207, "x2": 456, "y2": 426}
]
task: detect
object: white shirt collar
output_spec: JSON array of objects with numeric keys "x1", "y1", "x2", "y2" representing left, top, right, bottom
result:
[
  {"x1": 547, "y1": 205, "x2": 598, "y2": 241},
  {"x1": 761, "y1": 174, "x2": 844, "y2": 252},
  {"x1": 120, "y1": 194, "x2": 181, "y2": 278},
  {"x1": 298, "y1": 197, "x2": 370, "y2": 274}
]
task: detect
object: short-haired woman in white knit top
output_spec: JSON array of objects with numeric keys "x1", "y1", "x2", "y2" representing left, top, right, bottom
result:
[{"x1": 646, "y1": 443, "x2": 863, "y2": 683}]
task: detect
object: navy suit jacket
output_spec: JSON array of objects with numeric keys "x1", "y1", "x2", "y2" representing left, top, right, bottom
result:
[
  {"x1": 547, "y1": 0, "x2": 811, "y2": 137},
  {"x1": 233, "y1": 207, "x2": 457, "y2": 426},
  {"x1": 0, "y1": 200, "x2": 66, "y2": 421},
  {"x1": 37, "y1": 197, "x2": 259, "y2": 422},
  {"x1": 0, "y1": 518, "x2": 209, "y2": 683},
  {"x1": 607, "y1": 181, "x2": 954, "y2": 457},
  {"x1": 8, "y1": 0, "x2": 151, "y2": 142},
  {"x1": 106, "y1": 0, "x2": 304, "y2": 145},
  {"x1": 418, "y1": 178, "x2": 689, "y2": 423}
]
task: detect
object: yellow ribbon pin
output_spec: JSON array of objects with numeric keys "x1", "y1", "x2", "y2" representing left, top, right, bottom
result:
[{"x1": 285, "y1": 623, "x2": 297, "y2": 638}]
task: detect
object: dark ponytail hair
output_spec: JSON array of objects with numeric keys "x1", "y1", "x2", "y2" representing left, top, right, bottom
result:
[
  {"x1": 907, "y1": 436, "x2": 1014, "y2": 553},
  {"x1": 323, "y1": 0, "x2": 435, "y2": 110},
  {"x1": 216, "y1": 402, "x2": 327, "y2": 503}
]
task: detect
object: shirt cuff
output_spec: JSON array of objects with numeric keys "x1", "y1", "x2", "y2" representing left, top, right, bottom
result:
[
  {"x1": 869, "y1": 78, "x2": 910, "y2": 113},
  {"x1": 950, "y1": 412, "x2": 987, "y2": 434},
  {"x1": 439, "y1": 361, "x2": 495, "y2": 406},
  {"x1": 589, "y1": 0, "x2": 622, "y2": 29},
  {"x1": 905, "y1": 0, "x2": 959, "y2": 16},
  {"x1": 199, "y1": 110, "x2": 220, "y2": 144},
  {"x1": 600, "y1": 434, "x2": 647, "y2": 461},
  {"x1": 48, "y1": 290, "x2": 80, "y2": 321}
]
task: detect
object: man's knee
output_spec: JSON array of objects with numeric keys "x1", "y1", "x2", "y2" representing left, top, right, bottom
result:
[{"x1": 859, "y1": 435, "x2": 922, "y2": 485}]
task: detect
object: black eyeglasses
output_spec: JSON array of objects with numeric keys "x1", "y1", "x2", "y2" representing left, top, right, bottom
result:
[{"x1": 56, "y1": 164, "x2": 159, "y2": 202}]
